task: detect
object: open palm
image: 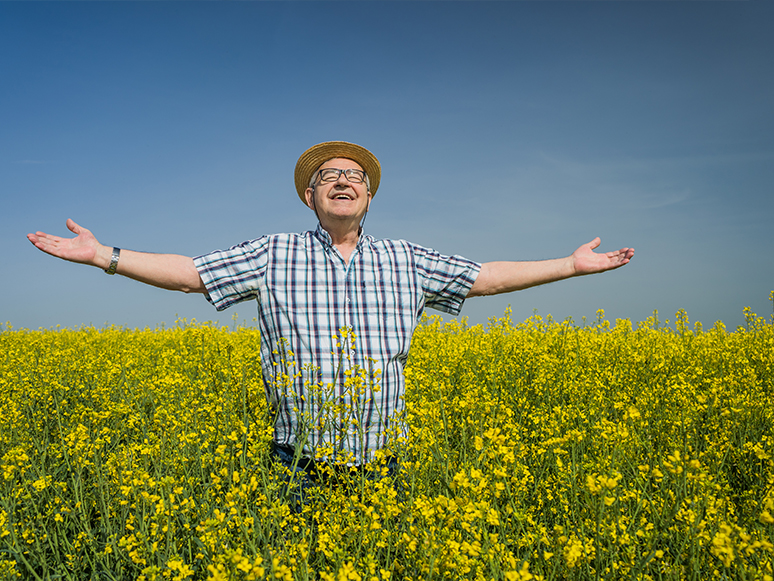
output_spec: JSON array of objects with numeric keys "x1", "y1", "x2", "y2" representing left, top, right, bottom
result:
[
  {"x1": 27, "y1": 219, "x2": 101, "y2": 266},
  {"x1": 572, "y1": 237, "x2": 634, "y2": 276}
]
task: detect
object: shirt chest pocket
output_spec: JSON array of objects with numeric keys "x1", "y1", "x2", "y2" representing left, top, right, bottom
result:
[{"x1": 359, "y1": 272, "x2": 417, "y2": 329}]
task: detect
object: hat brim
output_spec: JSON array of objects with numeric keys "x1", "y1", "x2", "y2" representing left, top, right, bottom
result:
[{"x1": 294, "y1": 141, "x2": 381, "y2": 205}]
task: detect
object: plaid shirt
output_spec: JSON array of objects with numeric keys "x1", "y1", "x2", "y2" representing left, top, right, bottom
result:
[{"x1": 194, "y1": 225, "x2": 480, "y2": 464}]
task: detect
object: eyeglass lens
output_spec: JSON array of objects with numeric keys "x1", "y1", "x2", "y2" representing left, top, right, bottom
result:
[{"x1": 318, "y1": 168, "x2": 366, "y2": 183}]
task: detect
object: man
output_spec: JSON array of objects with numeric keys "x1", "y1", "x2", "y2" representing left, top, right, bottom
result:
[{"x1": 27, "y1": 141, "x2": 634, "y2": 470}]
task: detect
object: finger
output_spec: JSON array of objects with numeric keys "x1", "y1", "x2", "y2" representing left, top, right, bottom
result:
[
  {"x1": 588, "y1": 237, "x2": 601, "y2": 251},
  {"x1": 66, "y1": 218, "x2": 80, "y2": 235},
  {"x1": 32, "y1": 232, "x2": 58, "y2": 246},
  {"x1": 28, "y1": 233, "x2": 55, "y2": 253},
  {"x1": 30, "y1": 232, "x2": 48, "y2": 245}
]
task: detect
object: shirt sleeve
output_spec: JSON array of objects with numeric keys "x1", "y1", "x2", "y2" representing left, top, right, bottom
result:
[
  {"x1": 409, "y1": 243, "x2": 481, "y2": 316},
  {"x1": 193, "y1": 237, "x2": 270, "y2": 311}
]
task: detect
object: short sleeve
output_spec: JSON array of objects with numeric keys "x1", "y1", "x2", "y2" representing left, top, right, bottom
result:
[
  {"x1": 193, "y1": 238, "x2": 270, "y2": 311},
  {"x1": 410, "y1": 244, "x2": 481, "y2": 316}
]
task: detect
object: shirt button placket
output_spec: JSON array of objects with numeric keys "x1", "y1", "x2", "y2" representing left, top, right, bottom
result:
[
  {"x1": 344, "y1": 265, "x2": 355, "y2": 359},
  {"x1": 345, "y1": 296, "x2": 355, "y2": 357}
]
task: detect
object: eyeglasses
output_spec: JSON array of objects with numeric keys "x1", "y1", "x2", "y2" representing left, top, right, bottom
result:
[{"x1": 314, "y1": 168, "x2": 367, "y2": 184}]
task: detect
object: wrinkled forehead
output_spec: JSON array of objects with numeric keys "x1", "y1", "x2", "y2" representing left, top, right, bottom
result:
[{"x1": 317, "y1": 157, "x2": 364, "y2": 172}]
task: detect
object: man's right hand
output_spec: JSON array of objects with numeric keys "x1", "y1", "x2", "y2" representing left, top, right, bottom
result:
[{"x1": 27, "y1": 218, "x2": 108, "y2": 268}]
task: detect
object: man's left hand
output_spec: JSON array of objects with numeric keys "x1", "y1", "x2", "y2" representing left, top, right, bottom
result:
[{"x1": 571, "y1": 237, "x2": 634, "y2": 276}]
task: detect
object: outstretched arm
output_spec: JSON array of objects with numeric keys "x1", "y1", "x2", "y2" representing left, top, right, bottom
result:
[
  {"x1": 27, "y1": 219, "x2": 206, "y2": 294},
  {"x1": 468, "y1": 237, "x2": 634, "y2": 297}
]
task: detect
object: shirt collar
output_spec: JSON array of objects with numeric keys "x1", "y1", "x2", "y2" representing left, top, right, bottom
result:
[
  {"x1": 313, "y1": 223, "x2": 334, "y2": 248},
  {"x1": 313, "y1": 223, "x2": 369, "y2": 250}
]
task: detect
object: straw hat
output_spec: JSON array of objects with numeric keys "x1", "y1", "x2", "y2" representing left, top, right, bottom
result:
[{"x1": 294, "y1": 141, "x2": 381, "y2": 204}]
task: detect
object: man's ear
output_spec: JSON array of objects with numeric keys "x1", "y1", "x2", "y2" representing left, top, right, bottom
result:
[
  {"x1": 366, "y1": 191, "x2": 372, "y2": 211},
  {"x1": 304, "y1": 187, "x2": 315, "y2": 210}
]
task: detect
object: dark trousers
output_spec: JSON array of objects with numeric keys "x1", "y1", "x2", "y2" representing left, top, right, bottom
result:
[{"x1": 270, "y1": 443, "x2": 400, "y2": 509}]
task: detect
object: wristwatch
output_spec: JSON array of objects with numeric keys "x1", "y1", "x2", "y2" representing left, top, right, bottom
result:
[{"x1": 105, "y1": 247, "x2": 121, "y2": 275}]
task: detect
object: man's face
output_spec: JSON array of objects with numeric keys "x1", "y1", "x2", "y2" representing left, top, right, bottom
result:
[{"x1": 304, "y1": 157, "x2": 372, "y2": 225}]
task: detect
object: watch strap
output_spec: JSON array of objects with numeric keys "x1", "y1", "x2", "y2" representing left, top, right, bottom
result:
[{"x1": 105, "y1": 247, "x2": 121, "y2": 275}]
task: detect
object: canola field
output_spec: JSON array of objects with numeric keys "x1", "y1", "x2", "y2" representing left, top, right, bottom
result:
[{"x1": 1, "y1": 303, "x2": 773, "y2": 581}]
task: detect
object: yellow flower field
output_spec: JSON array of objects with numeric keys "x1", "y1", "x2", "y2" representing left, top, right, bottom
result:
[{"x1": 1, "y1": 299, "x2": 773, "y2": 580}]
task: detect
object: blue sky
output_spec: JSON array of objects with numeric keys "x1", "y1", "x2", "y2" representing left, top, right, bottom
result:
[{"x1": 2, "y1": 1, "x2": 772, "y2": 331}]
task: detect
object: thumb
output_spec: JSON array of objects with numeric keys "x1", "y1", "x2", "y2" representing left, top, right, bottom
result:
[
  {"x1": 587, "y1": 237, "x2": 601, "y2": 251},
  {"x1": 66, "y1": 218, "x2": 82, "y2": 235}
]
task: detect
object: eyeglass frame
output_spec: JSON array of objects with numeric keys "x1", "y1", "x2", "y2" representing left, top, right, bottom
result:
[{"x1": 309, "y1": 167, "x2": 370, "y2": 190}]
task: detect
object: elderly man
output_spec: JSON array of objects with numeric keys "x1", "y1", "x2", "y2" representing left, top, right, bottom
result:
[{"x1": 27, "y1": 141, "x2": 634, "y2": 471}]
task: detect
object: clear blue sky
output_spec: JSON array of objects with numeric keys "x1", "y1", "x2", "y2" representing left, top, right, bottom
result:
[{"x1": 2, "y1": 1, "x2": 772, "y2": 331}]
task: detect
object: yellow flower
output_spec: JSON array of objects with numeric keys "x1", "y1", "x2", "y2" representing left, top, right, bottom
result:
[
  {"x1": 586, "y1": 474, "x2": 602, "y2": 494},
  {"x1": 505, "y1": 561, "x2": 534, "y2": 580},
  {"x1": 564, "y1": 539, "x2": 585, "y2": 568}
]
